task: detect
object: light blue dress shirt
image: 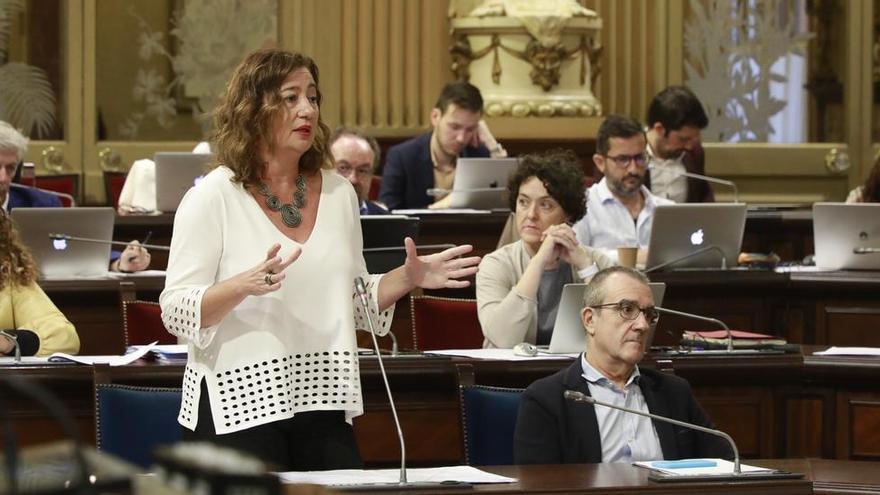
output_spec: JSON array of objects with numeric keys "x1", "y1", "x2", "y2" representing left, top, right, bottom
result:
[
  {"x1": 572, "y1": 177, "x2": 674, "y2": 262},
  {"x1": 580, "y1": 355, "x2": 664, "y2": 463}
]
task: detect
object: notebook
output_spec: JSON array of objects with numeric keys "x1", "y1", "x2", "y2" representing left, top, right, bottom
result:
[
  {"x1": 11, "y1": 207, "x2": 115, "y2": 279},
  {"x1": 448, "y1": 158, "x2": 518, "y2": 210},
  {"x1": 547, "y1": 282, "x2": 666, "y2": 354},
  {"x1": 154, "y1": 152, "x2": 213, "y2": 212},
  {"x1": 645, "y1": 203, "x2": 747, "y2": 271},
  {"x1": 813, "y1": 202, "x2": 880, "y2": 270},
  {"x1": 360, "y1": 215, "x2": 419, "y2": 273}
]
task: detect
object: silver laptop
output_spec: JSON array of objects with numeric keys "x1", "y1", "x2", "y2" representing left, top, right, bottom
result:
[
  {"x1": 645, "y1": 203, "x2": 747, "y2": 270},
  {"x1": 547, "y1": 282, "x2": 666, "y2": 354},
  {"x1": 154, "y1": 152, "x2": 213, "y2": 212},
  {"x1": 813, "y1": 202, "x2": 880, "y2": 270},
  {"x1": 448, "y1": 158, "x2": 518, "y2": 209},
  {"x1": 11, "y1": 207, "x2": 115, "y2": 279}
]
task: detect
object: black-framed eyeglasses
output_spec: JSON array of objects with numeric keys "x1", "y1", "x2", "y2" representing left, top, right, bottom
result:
[
  {"x1": 590, "y1": 299, "x2": 659, "y2": 325},
  {"x1": 605, "y1": 153, "x2": 649, "y2": 168}
]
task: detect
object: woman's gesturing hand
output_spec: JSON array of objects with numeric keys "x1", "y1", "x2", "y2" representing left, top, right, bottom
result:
[
  {"x1": 238, "y1": 243, "x2": 302, "y2": 296},
  {"x1": 403, "y1": 237, "x2": 481, "y2": 289}
]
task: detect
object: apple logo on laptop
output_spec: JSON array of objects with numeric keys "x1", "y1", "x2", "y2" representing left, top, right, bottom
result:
[
  {"x1": 689, "y1": 228, "x2": 704, "y2": 246},
  {"x1": 860, "y1": 231, "x2": 868, "y2": 241},
  {"x1": 52, "y1": 238, "x2": 68, "y2": 251}
]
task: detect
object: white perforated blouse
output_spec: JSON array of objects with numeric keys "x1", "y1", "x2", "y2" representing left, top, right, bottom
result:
[{"x1": 160, "y1": 166, "x2": 393, "y2": 435}]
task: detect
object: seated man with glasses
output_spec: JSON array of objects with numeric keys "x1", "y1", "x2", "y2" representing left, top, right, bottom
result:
[
  {"x1": 572, "y1": 115, "x2": 673, "y2": 266},
  {"x1": 514, "y1": 266, "x2": 732, "y2": 464},
  {"x1": 330, "y1": 126, "x2": 388, "y2": 215}
]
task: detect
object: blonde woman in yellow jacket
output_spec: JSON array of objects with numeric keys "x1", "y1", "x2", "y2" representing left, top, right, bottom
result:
[{"x1": 0, "y1": 210, "x2": 79, "y2": 356}]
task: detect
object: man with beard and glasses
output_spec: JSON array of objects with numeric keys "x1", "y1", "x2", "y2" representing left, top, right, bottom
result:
[
  {"x1": 644, "y1": 86, "x2": 714, "y2": 203},
  {"x1": 573, "y1": 115, "x2": 672, "y2": 266},
  {"x1": 330, "y1": 127, "x2": 388, "y2": 215},
  {"x1": 379, "y1": 81, "x2": 506, "y2": 210}
]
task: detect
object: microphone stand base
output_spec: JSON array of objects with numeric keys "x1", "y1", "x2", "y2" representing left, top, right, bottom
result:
[{"x1": 335, "y1": 481, "x2": 473, "y2": 491}]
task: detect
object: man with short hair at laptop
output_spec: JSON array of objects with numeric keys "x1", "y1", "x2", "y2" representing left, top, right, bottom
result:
[
  {"x1": 330, "y1": 127, "x2": 388, "y2": 215},
  {"x1": 573, "y1": 115, "x2": 673, "y2": 265},
  {"x1": 379, "y1": 81, "x2": 506, "y2": 210},
  {"x1": 514, "y1": 266, "x2": 732, "y2": 464},
  {"x1": 645, "y1": 86, "x2": 714, "y2": 203},
  {"x1": 0, "y1": 121, "x2": 150, "y2": 273}
]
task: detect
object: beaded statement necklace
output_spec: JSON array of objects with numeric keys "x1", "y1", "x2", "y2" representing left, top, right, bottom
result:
[{"x1": 256, "y1": 174, "x2": 307, "y2": 227}]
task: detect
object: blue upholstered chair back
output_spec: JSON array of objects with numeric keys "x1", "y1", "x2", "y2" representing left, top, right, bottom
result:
[
  {"x1": 460, "y1": 385, "x2": 524, "y2": 466},
  {"x1": 95, "y1": 384, "x2": 182, "y2": 469}
]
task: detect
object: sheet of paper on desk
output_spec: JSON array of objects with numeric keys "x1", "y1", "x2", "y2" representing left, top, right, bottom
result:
[
  {"x1": 814, "y1": 346, "x2": 880, "y2": 356},
  {"x1": 425, "y1": 349, "x2": 578, "y2": 361},
  {"x1": 277, "y1": 466, "x2": 516, "y2": 486},
  {"x1": 47, "y1": 342, "x2": 157, "y2": 365},
  {"x1": 635, "y1": 459, "x2": 774, "y2": 476}
]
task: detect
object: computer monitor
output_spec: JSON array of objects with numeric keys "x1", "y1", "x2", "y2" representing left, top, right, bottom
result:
[{"x1": 361, "y1": 215, "x2": 419, "y2": 273}]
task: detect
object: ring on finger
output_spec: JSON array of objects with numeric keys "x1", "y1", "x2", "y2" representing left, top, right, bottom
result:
[{"x1": 264, "y1": 272, "x2": 273, "y2": 285}]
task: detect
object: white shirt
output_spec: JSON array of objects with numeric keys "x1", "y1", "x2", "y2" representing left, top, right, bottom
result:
[
  {"x1": 647, "y1": 145, "x2": 688, "y2": 203},
  {"x1": 2, "y1": 192, "x2": 8, "y2": 211},
  {"x1": 581, "y1": 356, "x2": 664, "y2": 463},
  {"x1": 160, "y1": 166, "x2": 393, "y2": 434},
  {"x1": 572, "y1": 177, "x2": 674, "y2": 262},
  {"x1": 117, "y1": 159, "x2": 157, "y2": 213}
]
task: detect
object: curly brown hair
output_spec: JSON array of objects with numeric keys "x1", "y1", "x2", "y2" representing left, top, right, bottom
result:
[
  {"x1": 507, "y1": 149, "x2": 587, "y2": 223},
  {"x1": 211, "y1": 49, "x2": 332, "y2": 187},
  {"x1": 0, "y1": 210, "x2": 38, "y2": 290}
]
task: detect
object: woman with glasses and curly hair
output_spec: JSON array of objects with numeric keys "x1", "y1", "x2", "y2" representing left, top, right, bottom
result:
[
  {"x1": 160, "y1": 49, "x2": 480, "y2": 471},
  {"x1": 0, "y1": 210, "x2": 79, "y2": 357},
  {"x1": 477, "y1": 149, "x2": 614, "y2": 349}
]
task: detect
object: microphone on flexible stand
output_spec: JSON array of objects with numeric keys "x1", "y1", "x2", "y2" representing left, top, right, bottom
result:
[
  {"x1": 47, "y1": 233, "x2": 170, "y2": 251},
  {"x1": 644, "y1": 245, "x2": 728, "y2": 273},
  {"x1": 647, "y1": 164, "x2": 739, "y2": 203},
  {"x1": 353, "y1": 277, "x2": 466, "y2": 489},
  {"x1": 563, "y1": 390, "x2": 741, "y2": 474}
]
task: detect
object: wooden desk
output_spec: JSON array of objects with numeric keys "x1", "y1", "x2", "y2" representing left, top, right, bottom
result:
[
  {"x1": 39, "y1": 277, "x2": 164, "y2": 354},
  {"x1": 38, "y1": 269, "x2": 880, "y2": 356},
  {"x1": 4, "y1": 350, "x2": 880, "y2": 467},
  {"x1": 113, "y1": 211, "x2": 511, "y2": 271}
]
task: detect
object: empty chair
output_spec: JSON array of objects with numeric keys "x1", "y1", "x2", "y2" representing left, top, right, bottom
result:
[
  {"x1": 121, "y1": 300, "x2": 176, "y2": 346},
  {"x1": 459, "y1": 379, "x2": 524, "y2": 465},
  {"x1": 35, "y1": 173, "x2": 80, "y2": 205},
  {"x1": 410, "y1": 295, "x2": 483, "y2": 351},
  {"x1": 95, "y1": 384, "x2": 182, "y2": 468},
  {"x1": 103, "y1": 170, "x2": 128, "y2": 208}
]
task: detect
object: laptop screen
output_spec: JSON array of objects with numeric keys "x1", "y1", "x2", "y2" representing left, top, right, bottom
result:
[
  {"x1": 11, "y1": 207, "x2": 115, "y2": 279},
  {"x1": 813, "y1": 202, "x2": 880, "y2": 270},
  {"x1": 448, "y1": 158, "x2": 518, "y2": 210},
  {"x1": 154, "y1": 152, "x2": 213, "y2": 213},
  {"x1": 547, "y1": 282, "x2": 666, "y2": 354},
  {"x1": 645, "y1": 203, "x2": 747, "y2": 270}
]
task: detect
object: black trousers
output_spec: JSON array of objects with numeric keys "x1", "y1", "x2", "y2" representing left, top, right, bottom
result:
[{"x1": 183, "y1": 380, "x2": 363, "y2": 471}]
